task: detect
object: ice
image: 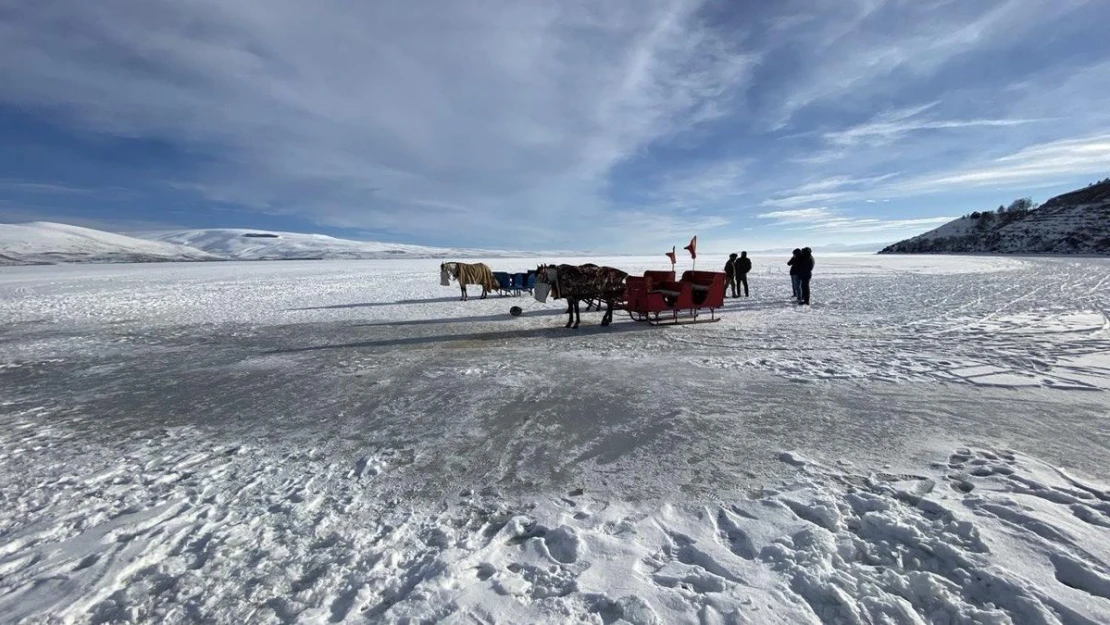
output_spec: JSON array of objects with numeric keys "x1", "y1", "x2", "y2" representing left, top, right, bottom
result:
[{"x1": 1, "y1": 254, "x2": 1109, "y2": 623}]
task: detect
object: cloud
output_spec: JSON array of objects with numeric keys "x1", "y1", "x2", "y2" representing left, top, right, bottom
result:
[
  {"x1": 756, "y1": 207, "x2": 832, "y2": 223},
  {"x1": 757, "y1": 205, "x2": 953, "y2": 236},
  {"x1": 592, "y1": 210, "x2": 730, "y2": 251},
  {"x1": 799, "y1": 216, "x2": 954, "y2": 234},
  {"x1": 761, "y1": 0, "x2": 1093, "y2": 127},
  {"x1": 1, "y1": 0, "x2": 1107, "y2": 250},
  {"x1": 920, "y1": 134, "x2": 1110, "y2": 188},
  {"x1": 648, "y1": 159, "x2": 751, "y2": 210},
  {"x1": 771, "y1": 130, "x2": 1110, "y2": 209},
  {"x1": 0, "y1": 0, "x2": 757, "y2": 246},
  {"x1": 824, "y1": 114, "x2": 1046, "y2": 148},
  {"x1": 0, "y1": 179, "x2": 139, "y2": 199}
]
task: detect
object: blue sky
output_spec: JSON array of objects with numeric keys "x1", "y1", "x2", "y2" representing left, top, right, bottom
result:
[{"x1": 2, "y1": 0, "x2": 1109, "y2": 252}]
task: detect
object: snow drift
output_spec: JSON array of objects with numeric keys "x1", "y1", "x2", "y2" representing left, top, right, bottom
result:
[{"x1": 0, "y1": 222, "x2": 219, "y2": 265}]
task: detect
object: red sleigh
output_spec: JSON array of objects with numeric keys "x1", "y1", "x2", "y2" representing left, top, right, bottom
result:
[{"x1": 623, "y1": 270, "x2": 726, "y2": 325}]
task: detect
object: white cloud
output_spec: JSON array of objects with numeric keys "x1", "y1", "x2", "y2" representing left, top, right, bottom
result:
[
  {"x1": 798, "y1": 216, "x2": 954, "y2": 234},
  {"x1": 756, "y1": 205, "x2": 953, "y2": 236},
  {"x1": 761, "y1": 192, "x2": 855, "y2": 209},
  {"x1": 825, "y1": 116, "x2": 1046, "y2": 148},
  {"x1": 771, "y1": 131, "x2": 1110, "y2": 209},
  {"x1": 921, "y1": 135, "x2": 1110, "y2": 188},
  {"x1": 1, "y1": 0, "x2": 1106, "y2": 251},
  {"x1": 764, "y1": 0, "x2": 1091, "y2": 127},
  {"x1": 757, "y1": 207, "x2": 832, "y2": 222},
  {"x1": 592, "y1": 210, "x2": 730, "y2": 251},
  {"x1": 0, "y1": 0, "x2": 757, "y2": 246},
  {"x1": 652, "y1": 159, "x2": 750, "y2": 207}
]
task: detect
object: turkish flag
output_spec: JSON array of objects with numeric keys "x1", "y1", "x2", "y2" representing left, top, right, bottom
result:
[
  {"x1": 684, "y1": 236, "x2": 697, "y2": 260},
  {"x1": 665, "y1": 246, "x2": 676, "y2": 265}
]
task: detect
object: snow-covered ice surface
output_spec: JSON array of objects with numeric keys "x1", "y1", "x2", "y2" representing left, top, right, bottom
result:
[{"x1": 2, "y1": 254, "x2": 1109, "y2": 624}]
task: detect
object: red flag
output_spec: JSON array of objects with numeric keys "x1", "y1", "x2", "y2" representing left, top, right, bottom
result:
[
  {"x1": 665, "y1": 246, "x2": 676, "y2": 265},
  {"x1": 683, "y1": 236, "x2": 697, "y2": 260}
]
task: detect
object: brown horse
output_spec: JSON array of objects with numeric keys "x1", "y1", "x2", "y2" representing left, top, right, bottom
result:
[{"x1": 536, "y1": 264, "x2": 628, "y2": 328}]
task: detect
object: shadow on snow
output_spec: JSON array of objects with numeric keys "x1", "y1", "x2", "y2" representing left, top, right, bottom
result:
[
  {"x1": 287, "y1": 296, "x2": 467, "y2": 311},
  {"x1": 269, "y1": 322, "x2": 652, "y2": 353},
  {"x1": 353, "y1": 309, "x2": 567, "y2": 327}
]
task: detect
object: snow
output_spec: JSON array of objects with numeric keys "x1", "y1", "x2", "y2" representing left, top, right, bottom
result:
[
  {"x1": 0, "y1": 222, "x2": 219, "y2": 265},
  {"x1": 147, "y1": 228, "x2": 537, "y2": 261},
  {"x1": 907, "y1": 215, "x2": 982, "y2": 241},
  {"x1": 2, "y1": 254, "x2": 1110, "y2": 624}
]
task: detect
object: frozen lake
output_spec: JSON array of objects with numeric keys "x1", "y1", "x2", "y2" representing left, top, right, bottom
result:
[{"x1": 2, "y1": 254, "x2": 1109, "y2": 624}]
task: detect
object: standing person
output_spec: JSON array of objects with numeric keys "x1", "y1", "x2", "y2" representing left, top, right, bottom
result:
[
  {"x1": 787, "y1": 248, "x2": 802, "y2": 303},
  {"x1": 724, "y1": 253, "x2": 739, "y2": 297},
  {"x1": 799, "y1": 247, "x2": 814, "y2": 305},
  {"x1": 736, "y1": 251, "x2": 752, "y2": 297}
]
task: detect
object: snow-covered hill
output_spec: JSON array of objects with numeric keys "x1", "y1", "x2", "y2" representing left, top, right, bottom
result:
[
  {"x1": 148, "y1": 228, "x2": 527, "y2": 261},
  {"x1": 880, "y1": 179, "x2": 1110, "y2": 255},
  {"x1": 0, "y1": 222, "x2": 219, "y2": 265},
  {"x1": 0, "y1": 222, "x2": 537, "y2": 265}
]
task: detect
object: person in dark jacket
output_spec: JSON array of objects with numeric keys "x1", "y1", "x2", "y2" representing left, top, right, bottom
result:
[
  {"x1": 724, "y1": 253, "x2": 739, "y2": 297},
  {"x1": 735, "y1": 251, "x2": 751, "y2": 297},
  {"x1": 787, "y1": 248, "x2": 802, "y2": 302},
  {"x1": 798, "y1": 247, "x2": 814, "y2": 305}
]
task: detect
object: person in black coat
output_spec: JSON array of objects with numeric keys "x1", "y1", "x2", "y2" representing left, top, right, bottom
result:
[
  {"x1": 724, "y1": 253, "x2": 739, "y2": 297},
  {"x1": 787, "y1": 248, "x2": 802, "y2": 302},
  {"x1": 798, "y1": 247, "x2": 814, "y2": 305},
  {"x1": 735, "y1": 251, "x2": 751, "y2": 297}
]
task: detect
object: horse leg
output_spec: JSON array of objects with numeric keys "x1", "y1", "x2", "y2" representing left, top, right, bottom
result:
[
  {"x1": 565, "y1": 298, "x2": 575, "y2": 328},
  {"x1": 601, "y1": 299, "x2": 613, "y2": 326},
  {"x1": 460, "y1": 285, "x2": 467, "y2": 301},
  {"x1": 573, "y1": 299, "x2": 581, "y2": 329}
]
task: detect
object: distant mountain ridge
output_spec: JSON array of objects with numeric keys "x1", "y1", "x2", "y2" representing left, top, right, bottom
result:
[
  {"x1": 0, "y1": 222, "x2": 531, "y2": 265},
  {"x1": 880, "y1": 179, "x2": 1110, "y2": 255},
  {"x1": 0, "y1": 222, "x2": 220, "y2": 265},
  {"x1": 150, "y1": 228, "x2": 527, "y2": 261}
]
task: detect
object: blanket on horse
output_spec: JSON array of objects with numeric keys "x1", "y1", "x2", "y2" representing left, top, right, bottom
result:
[
  {"x1": 554, "y1": 264, "x2": 628, "y2": 298},
  {"x1": 453, "y1": 262, "x2": 495, "y2": 291}
]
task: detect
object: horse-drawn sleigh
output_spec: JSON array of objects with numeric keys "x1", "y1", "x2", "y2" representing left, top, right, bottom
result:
[
  {"x1": 441, "y1": 260, "x2": 727, "y2": 327},
  {"x1": 534, "y1": 264, "x2": 727, "y2": 328}
]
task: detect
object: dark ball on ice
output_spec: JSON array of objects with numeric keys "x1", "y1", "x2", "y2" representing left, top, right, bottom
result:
[{"x1": 509, "y1": 306, "x2": 523, "y2": 317}]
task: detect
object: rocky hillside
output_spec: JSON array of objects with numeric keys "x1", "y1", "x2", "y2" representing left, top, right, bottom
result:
[{"x1": 880, "y1": 179, "x2": 1110, "y2": 255}]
